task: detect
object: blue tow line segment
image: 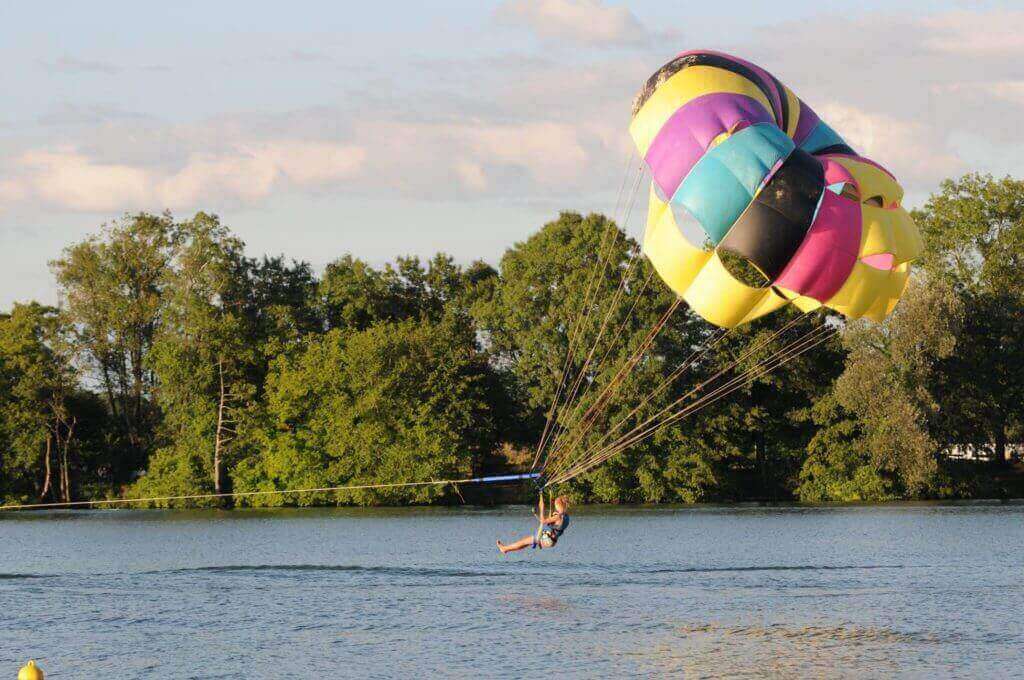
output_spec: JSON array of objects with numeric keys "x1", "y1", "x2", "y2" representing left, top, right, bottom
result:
[{"x1": 471, "y1": 473, "x2": 541, "y2": 484}]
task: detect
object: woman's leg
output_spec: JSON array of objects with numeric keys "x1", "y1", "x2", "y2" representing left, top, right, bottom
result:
[{"x1": 497, "y1": 534, "x2": 535, "y2": 554}]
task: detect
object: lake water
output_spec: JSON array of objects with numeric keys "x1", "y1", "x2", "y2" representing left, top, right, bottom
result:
[{"x1": 1, "y1": 504, "x2": 1022, "y2": 678}]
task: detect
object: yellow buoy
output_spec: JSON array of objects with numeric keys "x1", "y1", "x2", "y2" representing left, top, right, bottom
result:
[{"x1": 18, "y1": 660, "x2": 44, "y2": 680}]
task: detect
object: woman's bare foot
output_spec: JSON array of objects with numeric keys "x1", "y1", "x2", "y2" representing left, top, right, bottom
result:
[{"x1": 497, "y1": 540, "x2": 508, "y2": 554}]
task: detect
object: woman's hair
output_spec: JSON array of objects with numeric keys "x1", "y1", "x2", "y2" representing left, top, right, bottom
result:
[{"x1": 554, "y1": 496, "x2": 570, "y2": 510}]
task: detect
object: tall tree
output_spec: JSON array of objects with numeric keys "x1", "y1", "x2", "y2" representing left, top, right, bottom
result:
[
  {"x1": 51, "y1": 213, "x2": 177, "y2": 472},
  {"x1": 806, "y1": 277, "x2": 963, "y2": 498},
  {"x1": 233, "y1": 313, "x2": 499, "y2": 506},
  {"x1": 317, "y1": 255, "x2": 400, "y2": 331},
  {"x1": 915, "y1": 174, "x2": 1024, "y2": 466},
  {"x1": 316, "y1": 253, "x2": 489, "y2": 332},
  {"x1": 133, "y1": 213, "x2": 255, "y2": 503},
  {"x1": 0, "y1": 304, "x2": 80, "y2": 503},
  {"x1": 232, "y1": 255, "x2": 319, "y2": 370}
]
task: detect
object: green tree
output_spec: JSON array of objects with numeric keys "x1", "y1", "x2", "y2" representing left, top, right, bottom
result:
[
  {"x1": 915, "y1": 174, "x2": 1024, "y2": 467},
  {"x1": 233, "y1": 255, "x2": 319, "y2": 368},
  {"x1": 316, "y1": 253, "x2": 486, "y2": 332},
  {"x1": 317, "y1": 254, "x2": 401, "y2": 331},
  {"x1": 797, "y1": 395, "x2": 893, "y2": 503},
  {"x1": 803, "y1": 277, "x2": 962, "y2": 498},
  {"x1": 0, "y1": 304, "x2": 81, "y2": 503},
  {"x1": 232, "y1": 313, "x2": 499, "y2": 505},
  {"x1": 670, "y1": 308, "x2": 847, "y2": 503},
  {"x1": 131, "y1": 214, "x2": 255, "y2": 504},
  {"x1": 51, "y1": 213, "x2": 177, "y2": 474}
]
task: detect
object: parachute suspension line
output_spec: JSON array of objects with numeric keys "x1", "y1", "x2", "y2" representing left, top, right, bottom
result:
[
  {"x1": 532, "y1": 210, "x2": 621, "y2": 467},
  {"x1": 542, "y1": 325, "x2": 732, "y2": 483},
  {"x1": 562, "y1": 323, "x2": 839, "y2": 482},
  {"x1": 547, "y1": 318, "x2": 828, "y2": 485},
  {"x1": 0, "y1": 473, "x2": 543, "y2": 512},
  {"x1": 543, "y1": 311, "x2": 810, "y2": 484},
  {"x1": 546, "y1": 316, "x2": 834, "y2": 486},
  {"x1": 540, "y1": 296, "x2": 681, "y2": 480},
  {"x1": 533, "y1": 159, "x2": 646, "y2": 471},
  {"x1": 549, "y1": 167, "x2": 647, "y2": 420},
  {"x1": 540, "y1": 239, "x2": 648, "y2": 465},
  {"x1": 552, "y1": 323, "x2": 838, "y2": 486},
  {"x1": 531, "y1": 224, "x2": 613, "y2": 469},
  {"x1": 536, "y1": 164, "x2": 650, "y2": 470},
  {"x1": 532, "y1": 153, "x2": 643, "y2": 470},
  {"x1": 543, "y1": 259, "x2": 660, "y2": 457}
]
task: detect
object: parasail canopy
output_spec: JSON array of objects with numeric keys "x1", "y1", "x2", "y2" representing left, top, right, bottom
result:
[{"x1": 631, "y1": 51, "x2": 922, "y2": 328}]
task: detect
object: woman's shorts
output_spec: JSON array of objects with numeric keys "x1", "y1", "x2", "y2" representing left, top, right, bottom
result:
[{"x1": 533, "y1": 532, "x2": 556, "y2": 549}]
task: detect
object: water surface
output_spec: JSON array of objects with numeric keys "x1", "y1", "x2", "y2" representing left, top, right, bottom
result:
[{"x1": 2, "y1": 504, "x2": 1022, "y2": 678}]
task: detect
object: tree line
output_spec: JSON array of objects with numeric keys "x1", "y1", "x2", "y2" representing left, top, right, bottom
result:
[{"x1": 1, "y1": 173, "x2": 1022, "y2": 507}]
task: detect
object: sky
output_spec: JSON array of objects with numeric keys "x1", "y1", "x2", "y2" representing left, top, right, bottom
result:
[{"x1": 1, "y1": 0, "x2": 1022, "y2": 308}]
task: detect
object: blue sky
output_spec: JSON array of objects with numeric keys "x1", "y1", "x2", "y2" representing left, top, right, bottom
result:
[{"x1": 1, "y1": 0, "x2": 1022, "y2": 307}]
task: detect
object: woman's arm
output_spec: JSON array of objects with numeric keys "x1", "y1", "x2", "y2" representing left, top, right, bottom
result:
[{"x1": 540, "y1": 511, "x2": 563, "y2": 525}]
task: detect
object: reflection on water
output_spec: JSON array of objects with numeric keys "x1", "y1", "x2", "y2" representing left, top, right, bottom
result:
[
  {"x1": 677, "y1": 622, "x2": 941, "y2": 643},
  {"x1": 497, "y1": 593, "x2": 572, "y2": 613},
  {"x1": 1, "y1": 503, "x2": 1022, "y2": 678},
  {"x1": 652, "y1": 623, "x2": 950, "y2": 678}
]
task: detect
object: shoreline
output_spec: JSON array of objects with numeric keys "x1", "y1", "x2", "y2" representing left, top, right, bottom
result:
[{"x1": 4, "y1": 497, "x2": 1024, "y2": 516}]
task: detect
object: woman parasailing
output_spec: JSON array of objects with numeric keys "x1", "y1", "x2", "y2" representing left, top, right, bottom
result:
[{"x1": 497, "y1": 494, "x2": 570, "y2": 554}]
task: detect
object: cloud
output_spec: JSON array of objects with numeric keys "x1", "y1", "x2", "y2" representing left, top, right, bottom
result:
[
  {"x1": 2, "y1": 141, "x2": 366, "y2": 213},
  {"x1": 496, "y1": 0, "x2": 649, "y2": 47},
  {"x1": 351, "y1": 116, "x2": 606, "y2": 198},
  {"x1": 17, "y1": 149, "x2": 151, "y2": 212},
  {"x1": 815, "y1": 103, "x2": 964, "y2": 188},
  {"x1": 728, "y1": 9, "x2": 1024, "y2": 193},
  {"x1": 465, "y1": 121, "x2": 591, "y2": 184},
  {"x1": 39, "y1": 55, "x2": 121, "y2": 75},
  {"x1": 0, "y1": 99, "x2": 615, "y2": 214},
  {"x1": 935, "y1": 80, "x2": 1024, "y2": 108},
  {"x1": 921, "y1": 11, "x2": 1024, "y2": 56},
  {"x1": 36, "y1": 103, "x2": 152, "y2": 127},
  {"x1": 454, "y1": 160, "x2": 488, "y2": 191},
  {"x1": 283, "y1": 49, "x2": 332, "y2": 63},
  {"x1": 0, "y1": 178, "x2": 29, "y2": 204},
  {"x1": 977, "y1": 81, "x2": 1024, "y2": 108},
  {"x1": 248, "y1": 140, "x2": 367, "y2": 185},
  {"x1": 7, "y1": 7, "x2": 1024, "y2": 217}
]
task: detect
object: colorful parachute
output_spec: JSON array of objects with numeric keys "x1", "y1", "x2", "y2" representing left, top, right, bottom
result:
[{"x1": 631, "y1": 51, "x2": 922, "y2": 328}]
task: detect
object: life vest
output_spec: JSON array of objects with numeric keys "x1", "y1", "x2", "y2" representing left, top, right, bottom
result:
[{"x1": 542, "y1": 513, "x2": 569, "y2": 544}]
